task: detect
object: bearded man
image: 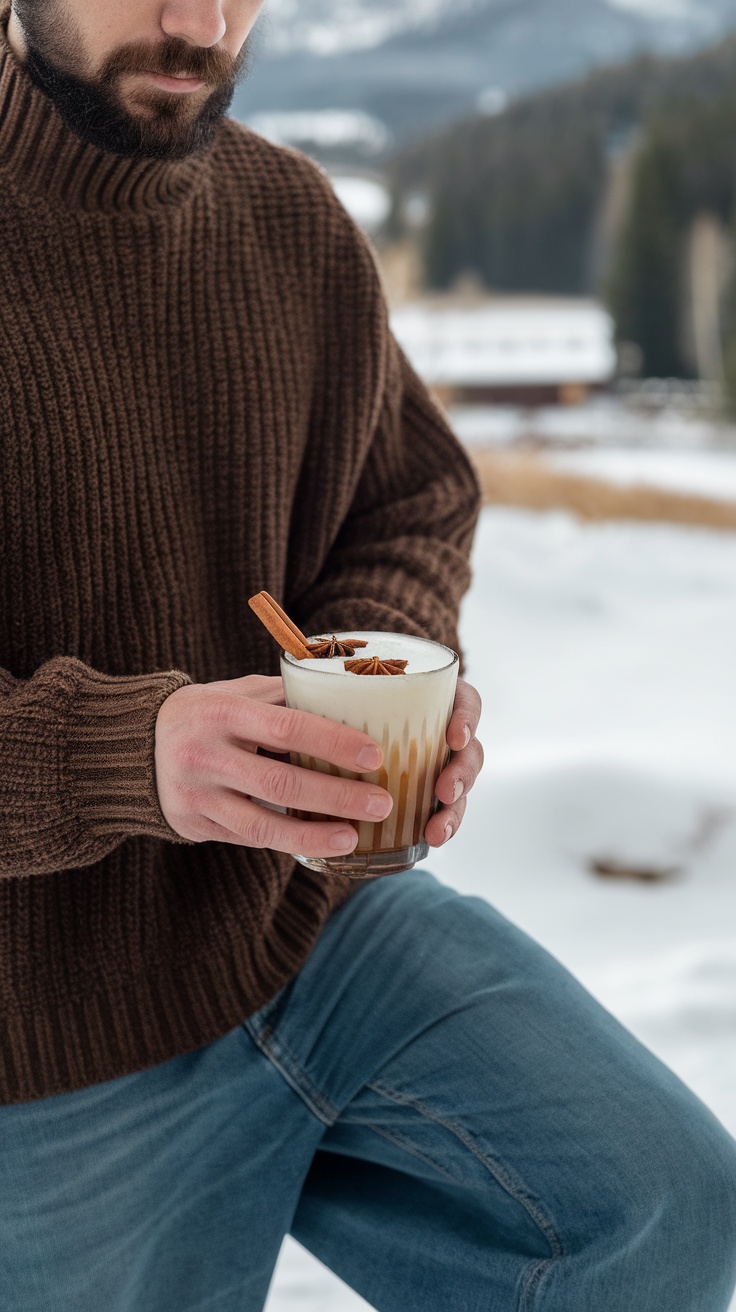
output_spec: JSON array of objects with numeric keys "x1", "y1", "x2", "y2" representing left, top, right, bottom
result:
[{"x1": 1, "y1": 3, "x2": 735, "y2": 1310}]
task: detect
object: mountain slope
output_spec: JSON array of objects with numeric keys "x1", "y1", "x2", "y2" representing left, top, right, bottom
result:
[{"x1": 234, "y1": 0, "x2": 736, "y2": 149}]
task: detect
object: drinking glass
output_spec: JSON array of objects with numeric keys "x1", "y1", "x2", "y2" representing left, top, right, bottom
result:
[{"x1": 281, "y1": 631, "x2": 459, "y2": 877}]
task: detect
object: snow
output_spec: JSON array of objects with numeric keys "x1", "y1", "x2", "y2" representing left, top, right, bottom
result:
[
  {"x1": 445, "y1": 396, "x2": 736, "y2": 450},
  {"x1": 607, "y1": 0, "x2": 704, "y2": 22},
  {"x1": 246, "y1": 110, "x2": 390, "y2": 154},
  {"x1": 268, "y1": 1243, "x2": 373, "y2": 1311},
  {"x1": 330, "y1": 177, "x2": 392, "y2": 233},
  {"x1": 261, "y1": 0, "x2": 482, "y2": 56},
  {"x1": 545, "y1": 445, "x2": 736, "y2": 502},
  {"x1": 266, "y1": 504, "x2": 736, "y2": 1311},
  {"x1": 390, "y1": 299, "x2": 616, "y2": 387},
  {"x1": 476, "y1": 86, "x2": 510, "y2": 116}
]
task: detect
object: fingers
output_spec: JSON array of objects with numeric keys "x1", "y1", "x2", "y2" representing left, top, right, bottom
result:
[
  {"x1": 157, "y1": 675, "x2": 483, "y2": 857},
  {"x1": 425, "y1": 795, "x2": 467, "y2": 848},
  {"x1": 200, "y1": 793, "x2": 360, "y2": 859},
  {"x1": 427, "y1": 688, "x2": 484, "y2": 846},
  {"x1": 221, "y1": 748, "x2": 393, "y2": 825},
  {"x1": 219, "y1": 696, "x2": 384, "y2": 773},
  {"x1": 434, "y1": 735, "x2": 484, "y2": 807},
  {"x1": 446, "y1": 679, "x2": 482, "y2": 753}
]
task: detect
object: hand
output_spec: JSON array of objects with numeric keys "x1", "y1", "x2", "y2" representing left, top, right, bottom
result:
[
  {"x1": 154, "y1": 675, "x2": 393, "y2": 859},
  {"x1": 424, "y1": 678, "x2": 483, "y2": 849}
]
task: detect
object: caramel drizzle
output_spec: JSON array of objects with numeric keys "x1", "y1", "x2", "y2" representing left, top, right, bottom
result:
[
  {"x1": 289, "y1": 717, "x2": 450, "y2": 857},
  {"x1": 344, "y1": 657, "x2": 409, "y2": 676},
  {"x1": 307, "y1": 635, "x2": 369, "y2": 658}
]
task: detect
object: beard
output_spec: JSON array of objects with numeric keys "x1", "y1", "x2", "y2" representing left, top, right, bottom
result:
[{"x1": 11, "y1": 0, "x2": 251, "y2": 160}]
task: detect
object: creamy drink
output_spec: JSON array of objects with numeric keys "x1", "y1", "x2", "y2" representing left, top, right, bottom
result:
[{"x1": 281, "y1": 632, "x2": 459, "y2": 877}]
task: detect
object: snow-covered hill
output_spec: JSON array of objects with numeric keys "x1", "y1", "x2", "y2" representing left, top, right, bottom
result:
[
  {"x1": 260, "y1": 0, "x2": 731, "y2": 56},
  {"x1": 237, "y1": 0, "x2": 736, "y2": 151},
  {"x1": 260, "y1": 0, "x2": 478, "y2": 56}
]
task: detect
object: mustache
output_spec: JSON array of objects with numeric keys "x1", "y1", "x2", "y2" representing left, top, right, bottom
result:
[{"x1": 101, "y1": 36, "x2": 243, "y2": 89}]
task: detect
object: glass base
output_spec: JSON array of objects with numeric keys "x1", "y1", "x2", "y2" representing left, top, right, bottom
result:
[{"x1": 292, "y1": 841, "x2": 430, "y2": 880}]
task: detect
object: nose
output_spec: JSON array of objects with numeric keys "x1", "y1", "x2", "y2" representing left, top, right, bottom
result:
[{"x1": 160, "y1": 0, "x2": 227, "y2": 46}]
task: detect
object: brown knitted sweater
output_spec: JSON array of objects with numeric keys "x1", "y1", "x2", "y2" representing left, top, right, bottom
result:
[{"x1": 0, "y1": 8, "x2": 481, "y2": 1104}]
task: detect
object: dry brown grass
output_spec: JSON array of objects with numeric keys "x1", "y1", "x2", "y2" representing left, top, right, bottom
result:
[{"x1": 471, "y1": 449, "x2": 736, "y2": 532}]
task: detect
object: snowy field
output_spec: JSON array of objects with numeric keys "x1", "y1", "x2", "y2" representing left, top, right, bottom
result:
[
  {"x1": 447, "y1": 397, "x2": 736, "y2": 452},
  {"x1": 266, "y1": 503, "x2": 736, "y2": 1311},
  {"x1": 546, "y1": 444, "x2": 736, "y2": 503}
]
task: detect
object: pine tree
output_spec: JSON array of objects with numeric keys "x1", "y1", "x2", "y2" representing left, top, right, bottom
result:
[{"x1": 607, "y1": 129, "x2": 684, "y2": 377}]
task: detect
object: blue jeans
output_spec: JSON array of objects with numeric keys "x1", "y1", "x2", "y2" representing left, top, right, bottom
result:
[{"x1": 2, "y1": 870, "x2": 736, "y2": 1311}]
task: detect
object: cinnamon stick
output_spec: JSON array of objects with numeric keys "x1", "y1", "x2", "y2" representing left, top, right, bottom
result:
[{"x1": 248, "y1": 591, "x2": 315, "y2": 660}]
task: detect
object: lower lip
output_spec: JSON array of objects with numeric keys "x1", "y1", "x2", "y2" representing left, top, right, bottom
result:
[{"x1": 140, "y1": 73, "x2": 206, "y2": 93}]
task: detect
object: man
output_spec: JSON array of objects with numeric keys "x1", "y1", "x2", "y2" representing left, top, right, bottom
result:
[{"x1": 0, "y1": 2, "x2": 735, "y2": 1309}]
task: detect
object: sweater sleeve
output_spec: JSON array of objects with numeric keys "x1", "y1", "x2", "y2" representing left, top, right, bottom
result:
[
  {"x1": 0, "y1": 656, "x2": 194, "y2": 878},
  {"x1": 294, "y1": 329, "x2": 482, "y2": 667}
]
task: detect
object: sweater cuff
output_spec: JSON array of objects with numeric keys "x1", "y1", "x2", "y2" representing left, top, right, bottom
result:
[{"x1": 66, "y1": 665, "x2": 196, "y2": 845}]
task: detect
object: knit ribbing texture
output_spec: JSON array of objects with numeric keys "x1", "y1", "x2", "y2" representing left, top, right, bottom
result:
[{"x1": 0, "y1": 6, "x2": 481, "y2": 1103}]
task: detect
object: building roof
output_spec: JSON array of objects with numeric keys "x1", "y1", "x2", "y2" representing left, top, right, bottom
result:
[{"x1": 390, "y1": 296, "x2": 617, "y2": 388}]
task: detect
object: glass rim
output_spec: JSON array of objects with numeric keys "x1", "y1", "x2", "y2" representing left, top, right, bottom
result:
[{"x1": 280, "y1": 631, "x2": 459, "y2": 677}]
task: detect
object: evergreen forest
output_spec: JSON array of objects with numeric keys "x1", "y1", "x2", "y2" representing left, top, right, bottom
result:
[{"x1": 388, "y1": 35, "x2": 736, "y2": 388}]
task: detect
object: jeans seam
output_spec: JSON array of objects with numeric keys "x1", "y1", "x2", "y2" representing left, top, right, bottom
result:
[
  {"x1": 242, "y1": 1020, "x2": 339, "y2": 1126},
  {"x1": 361, "y1": 1123, "x2": 466, "y2": 1187},
  {"x1": 519, "y1": 1255, "x2": 557, "y2": 1311},
  {"x1": 367, "y1": 1078, "x2": 564, "y2": 1264}
]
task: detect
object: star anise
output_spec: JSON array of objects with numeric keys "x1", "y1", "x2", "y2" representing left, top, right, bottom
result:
[
  {"x1": 306, "y1": 635, "x2": 370, "y2": 658},
  {"x1": 343, "y1": 657, "x2": 409, "y2": 676}
]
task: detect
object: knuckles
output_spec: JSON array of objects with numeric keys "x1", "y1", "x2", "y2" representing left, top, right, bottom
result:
[
  {"x1": 238, "y1": 810, "x2": 275, "y2": 850},
  {"x1": 265, "y1": 705, "x2": 298, "y2": 748},
  {"x1": 259, "y1": 762, "x2": 296, "y2": 807},
  {"x1": 200, "y1": 693, "x2": 239, "y2": 733},
  {"x1": 170, "y1": 779, "x2": 208, "y2": 817},
  {"x1": 323, "y1": 724, "x2": 352, "y2": 766},
  {"x1": 259, "y1": 762, "x2": 358, "y2": 818},
  {"x1": 332, "y1": 780, "x2": 360, "y2": 816},
  {"x1": 174, "y1": 738, "x2": 218, "y2": 780},
  {"x1": 295, "y1": 823, "x2": 331, "y2": 857}
]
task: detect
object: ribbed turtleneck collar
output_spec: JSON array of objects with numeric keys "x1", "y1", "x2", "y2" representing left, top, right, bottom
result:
[{"x1": 0, "y1": 2, "x2": 212, "y2": 214}]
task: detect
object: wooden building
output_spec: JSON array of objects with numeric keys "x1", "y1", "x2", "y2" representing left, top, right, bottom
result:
[{"x1": 390, "y1": 295, "x2": 617, "y2": 407}]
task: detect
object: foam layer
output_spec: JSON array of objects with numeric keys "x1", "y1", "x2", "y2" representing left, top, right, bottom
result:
[{"x1": 282, "y1": 631, "x2": 455, "y2": 675}]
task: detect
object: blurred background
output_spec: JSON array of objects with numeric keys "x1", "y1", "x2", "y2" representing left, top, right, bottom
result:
[{"x1": 236, "y1": 4, "x2": 736, "y2": 1307}]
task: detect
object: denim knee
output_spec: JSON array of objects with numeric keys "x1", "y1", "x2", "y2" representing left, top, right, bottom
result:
[
  {"x1": 663, "y1": 1104, "x2": 736, "y2": 1292},
  {"x1": 539, "y1": 1072, "x2": 736, "y2": 1311},
  {"x1": 598, "y1": 1087, "x2": 736, "y2": 1309}
]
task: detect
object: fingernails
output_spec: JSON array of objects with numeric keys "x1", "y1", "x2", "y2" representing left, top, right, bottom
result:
[
  {"x1": 331, "y1": 829, "x2": 357, "y2": 850},
  {"x1": 443, "y1": 822, "x2": 453, "y2": 843},
  {"x1": 366, "y1": 792, "x2": 393, "y2": 819},
  {"x1": 356, "y1": 745, "x2": 382, "y2": 771},
  {"x1": 452, "y1": 779, "x2": 464, "y2": 803},
  {"x1": 462, "y1": 725, "x2": 471, "y2": 749}
]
